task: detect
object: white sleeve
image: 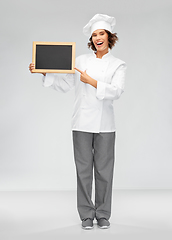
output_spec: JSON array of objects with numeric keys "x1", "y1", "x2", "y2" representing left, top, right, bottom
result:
[
  {"x1": 42, "y1": 73, "x2": 75, "y2": 93},
  {"x1": 96, "y1": 64, "x2": 127, "y2": 100}
]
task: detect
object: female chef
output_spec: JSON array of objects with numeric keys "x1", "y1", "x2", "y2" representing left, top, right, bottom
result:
[{"x1": 29, "y1": 13, "x2": 127, "y2": 230}]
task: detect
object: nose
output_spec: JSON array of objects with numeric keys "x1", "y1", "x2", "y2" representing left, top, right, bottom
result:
[{"x1": 95, "y1": 34, "x2": 101, "y2": 41}]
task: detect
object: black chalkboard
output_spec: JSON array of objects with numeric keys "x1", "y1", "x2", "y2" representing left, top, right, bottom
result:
[{"x1": 32, "y1": 42, "x2": 75, "y2": 73}]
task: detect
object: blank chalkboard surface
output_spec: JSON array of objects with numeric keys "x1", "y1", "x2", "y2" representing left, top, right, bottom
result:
[{"x1": 32, "y1": 42, "x2": 75, "y2": 73}]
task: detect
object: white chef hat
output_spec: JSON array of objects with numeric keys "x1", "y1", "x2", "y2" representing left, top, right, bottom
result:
[{"x1": 83, "y1": 13, "x2": 116, "y2": 37}]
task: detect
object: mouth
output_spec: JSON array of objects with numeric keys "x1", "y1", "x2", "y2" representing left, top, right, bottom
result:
[{"x1": 96, "y1": 42, "x2": 104, "y2": 47}]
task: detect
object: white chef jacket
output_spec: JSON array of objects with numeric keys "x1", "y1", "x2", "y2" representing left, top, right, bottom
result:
[{"x1": 42, "y1": 51, "x2": 127, "y2": 133}]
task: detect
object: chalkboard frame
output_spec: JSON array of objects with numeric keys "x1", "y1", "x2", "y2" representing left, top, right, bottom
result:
[{"x1": 32, "y1": 41, "x2": 76, "y2": 73}]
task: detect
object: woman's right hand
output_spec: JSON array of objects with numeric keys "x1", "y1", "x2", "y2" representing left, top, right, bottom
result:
[
  {"x1": 28, "y1": 63, "x2": 46, "y2": 76},
  {"x1": 29, "y1": 63, "x2": 35, "y2": 73}
]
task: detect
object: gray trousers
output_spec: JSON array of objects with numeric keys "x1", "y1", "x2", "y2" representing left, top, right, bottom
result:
[{"x1": 72, "y1": 131, "x2": 116, "y2": 221}]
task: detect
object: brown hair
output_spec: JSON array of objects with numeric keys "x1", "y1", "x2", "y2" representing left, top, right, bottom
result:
[{"x1": 88, "y1": 30, "x2": 118, "y2": 51}]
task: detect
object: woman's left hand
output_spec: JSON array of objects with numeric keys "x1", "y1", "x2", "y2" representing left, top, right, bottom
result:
[
  {"x1": 74, "y1": 67, "x2": 97, "y2": 88},
  {"x1": 74, "y1": 67, "x2": 90, "y2": 84}
]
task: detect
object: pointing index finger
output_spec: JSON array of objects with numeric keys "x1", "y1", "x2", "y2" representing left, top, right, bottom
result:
[{"x1": 74, "y1": 67, "x2": 83, "y2": 74}]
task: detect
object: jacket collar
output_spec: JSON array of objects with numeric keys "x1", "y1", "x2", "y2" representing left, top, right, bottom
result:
[{"x1": 92, "y1": 50, "x2": 111, "y2": 59}]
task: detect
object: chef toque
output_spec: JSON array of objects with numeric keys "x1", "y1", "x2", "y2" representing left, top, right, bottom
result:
[{"x1": 83, "y1": 13, "x2": 116, "y2": 37}]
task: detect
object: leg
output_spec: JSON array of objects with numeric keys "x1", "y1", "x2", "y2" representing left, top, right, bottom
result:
[
  {"x1": 93, "y1": 132, "x2": 116, "y2": 220},
  {"x1": 72, "y1": 131, "x2": 95, "y2": 220}
]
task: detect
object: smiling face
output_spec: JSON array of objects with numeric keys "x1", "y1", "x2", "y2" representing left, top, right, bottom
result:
[{"x1": 92, "y1": 29, "x2": 109, "y2": 53}]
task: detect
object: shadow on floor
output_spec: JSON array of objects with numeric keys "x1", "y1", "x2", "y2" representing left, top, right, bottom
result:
[{"x1": 4, "y1": 223, "x2": 172, "y2": 240}]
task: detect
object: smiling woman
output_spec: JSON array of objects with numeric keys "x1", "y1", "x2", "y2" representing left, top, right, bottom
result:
[{"x1": 29, "y1": 13, "x2": 127, "y2": 231}]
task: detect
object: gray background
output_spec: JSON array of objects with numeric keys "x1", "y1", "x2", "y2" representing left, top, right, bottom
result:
[{"x1": 0, "y1": 0, "x2": 172, "y2": 190}]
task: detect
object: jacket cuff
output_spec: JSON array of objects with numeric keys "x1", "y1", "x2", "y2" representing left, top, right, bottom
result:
[
  {"x1": 96, "y1": 81, "x2": 105, "y2": 100},
  {"x1": 42, "y1": 73, "x2": 54, "y2": 87}
]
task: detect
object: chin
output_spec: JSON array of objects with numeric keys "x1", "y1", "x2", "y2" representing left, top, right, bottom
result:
[{"x1": 97, "y1": 47, "x2": 108, "y2": 52}]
